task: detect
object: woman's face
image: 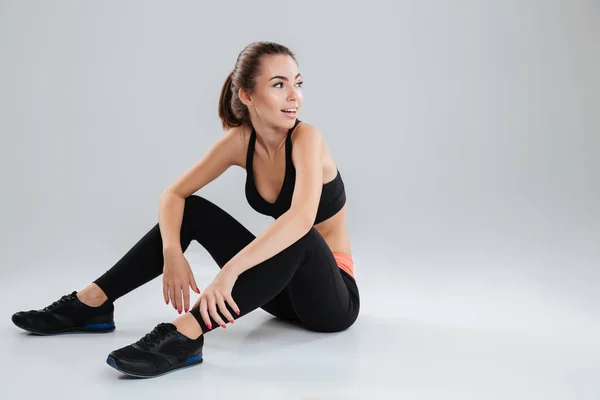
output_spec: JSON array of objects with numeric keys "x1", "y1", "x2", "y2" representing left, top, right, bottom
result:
[{"x1": 241, "y1": 54, "x2": 304, "y2": 129}]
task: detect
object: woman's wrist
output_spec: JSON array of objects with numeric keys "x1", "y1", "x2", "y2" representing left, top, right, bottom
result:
[
  {"x1": 163, "y1": 246, "x2": 183, "y2": 257},
  {"x1": 221, "y1": 263, "x2": 240, "y2": 278}
]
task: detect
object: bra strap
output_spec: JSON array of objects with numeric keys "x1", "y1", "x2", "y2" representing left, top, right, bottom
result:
[{"x1": 246, "y1": 128, "x2": 256, "y2": 173}]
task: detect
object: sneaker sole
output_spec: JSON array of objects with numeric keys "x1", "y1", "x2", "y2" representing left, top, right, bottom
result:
[
  {"x1": 106, "y1": 354, "x2": 203, "y2": 378},
  {"x1": 13, "y1": 320, "x2": 116, "y2": 335}
]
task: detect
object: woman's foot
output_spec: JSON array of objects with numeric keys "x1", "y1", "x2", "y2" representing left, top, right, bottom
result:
[
  {"x1": 11, "y1": 289, "x2": 115, "y2": 335},
  {"x1": 106, "y1": 322, "x2": 204, "y2": 378}
]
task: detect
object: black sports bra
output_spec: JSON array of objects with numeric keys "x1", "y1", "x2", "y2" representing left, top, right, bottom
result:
[{"x1": 245, "y1": 118, "x2": 346, "y2": 225}]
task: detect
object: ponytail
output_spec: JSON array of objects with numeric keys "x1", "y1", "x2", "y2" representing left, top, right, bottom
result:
[{"x1": 218, "y1": 71, "x2": 243, "y2": 130}]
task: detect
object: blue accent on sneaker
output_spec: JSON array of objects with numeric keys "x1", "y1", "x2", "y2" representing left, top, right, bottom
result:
[
  {"x1": 107, "y1": 356, "x2": 117, "y2": 368},
  {"x1": 185, "y1": 354, "x2": 202, "y2": 364},
  {"x1": 84, "y1": 321, "x2": 115, "y2": 329},
  {"x1": 107, "y1": 355, "x2": 203, "y2": 378}
]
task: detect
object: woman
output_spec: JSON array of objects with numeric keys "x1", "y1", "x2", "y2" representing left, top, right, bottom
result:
[{"x1": 11, "y1": 41, "x2": 360, "y2": 378}]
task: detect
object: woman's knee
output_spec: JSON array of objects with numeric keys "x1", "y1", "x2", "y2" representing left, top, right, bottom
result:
[
  {"x1": 182, "y1": 195, "x2": 214, "y2": 218},
  {"x1": 179, "y1": 195, "x2": 212, "y2": 234},
  {"x1": 184, "y1": 194, "x2": 208, "y2": 209},
  {"x1": 294, "y1": 226, "x2": 325, "y2": 250}
]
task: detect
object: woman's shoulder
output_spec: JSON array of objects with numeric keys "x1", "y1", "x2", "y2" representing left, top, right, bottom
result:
[
  {"x1": 220, "y1": 124, "x2": 252, "y2": 169},
  {"x1": 289, "y1": 120, "x2": 320, "y2": 143}
]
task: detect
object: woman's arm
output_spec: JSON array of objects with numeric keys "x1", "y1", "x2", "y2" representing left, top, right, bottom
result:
[
  {"x1": 158, "y1": 192, "x2": 186, "y2": 254},
  {"x1": 224, "y1": 125, "x2": 325, "y2": 277},
  {"x1": 224, "y1": 209, "x2": 312, "y2": 277},
  {"x1": 159, "y1": 128, "x2": 243, "y2": 253}
]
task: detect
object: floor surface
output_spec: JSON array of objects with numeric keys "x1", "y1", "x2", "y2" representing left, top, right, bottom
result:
[{"x1": 2, "y1": 250, "x2": 598, "y2": 399}]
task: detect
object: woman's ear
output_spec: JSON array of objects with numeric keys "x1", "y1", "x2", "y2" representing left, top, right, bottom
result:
[{"x1": 238, "y1": 87, "x2": 252, "y2": 107}]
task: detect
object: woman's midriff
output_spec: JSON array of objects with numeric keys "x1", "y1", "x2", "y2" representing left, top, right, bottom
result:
[{"x1": 314, "y1": 204, "x2": 354, "y2": 278}]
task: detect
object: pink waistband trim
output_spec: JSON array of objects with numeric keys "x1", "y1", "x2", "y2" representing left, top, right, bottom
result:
[{"x1": 332, "y1": 252, "x2": 354, "y2": 278}]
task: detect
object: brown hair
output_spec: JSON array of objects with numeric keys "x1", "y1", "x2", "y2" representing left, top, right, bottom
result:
[{"x1": 218, "y1": 41, "x2": 298, "y2": 131}]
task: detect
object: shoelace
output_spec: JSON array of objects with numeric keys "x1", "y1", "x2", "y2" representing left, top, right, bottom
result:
[
  {"x1": 136, "y1": 323, "x2": 176, "y2": 351},
  {"x1": 38, "y1": 292, "x2": 76, "y2": 313}
]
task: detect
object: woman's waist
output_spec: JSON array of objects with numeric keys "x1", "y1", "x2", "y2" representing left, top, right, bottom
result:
[{"x1": 318, "y1": 228, "x2": 352, "y2": 258}]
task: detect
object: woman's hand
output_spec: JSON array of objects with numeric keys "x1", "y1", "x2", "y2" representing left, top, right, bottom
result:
[
  {"x1": 193, "y1": 268, "x2": 240, "y2": 330},
  {"x1": 162, "y1": 249, "x2": 200, "y2": 313}
]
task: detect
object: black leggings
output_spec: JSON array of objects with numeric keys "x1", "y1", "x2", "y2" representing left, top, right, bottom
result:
[{"x1": 93, "y1": 195, "x2": 360, "y2": 334}]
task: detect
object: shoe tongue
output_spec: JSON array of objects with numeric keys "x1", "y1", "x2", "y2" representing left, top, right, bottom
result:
[{"x1": 159, "y1": 322, "x2": 177, "y2": 332}]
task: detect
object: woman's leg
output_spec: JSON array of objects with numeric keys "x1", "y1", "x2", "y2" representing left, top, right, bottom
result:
[
  {"x1": 93, "y1": 194, "x2": 299, "y2": 321},
  {"x1": 285, "y1": 240, "x2": 360, "y2": 332},
  {"x1": 186, "y1": 205, "x2": 360, "y2": 334},
  {"x1": 95, "y1": 193, "x2": 359, "y2": 332},
  {"x1": 105, "y1": 195, "x2": 360, "y2": 377}
]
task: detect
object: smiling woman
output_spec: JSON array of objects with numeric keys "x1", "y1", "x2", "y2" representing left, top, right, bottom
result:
[
  {"x1": 218, "y1": 43, "x2": 304, "y2": 131},
  {"x1": 11, "y1": 41, "x2": 360, "y2": 379}
]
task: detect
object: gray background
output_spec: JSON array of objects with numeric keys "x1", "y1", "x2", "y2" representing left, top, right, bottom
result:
[{"x1": 1, "y1": 0, "x2": 599, "y2": 398}]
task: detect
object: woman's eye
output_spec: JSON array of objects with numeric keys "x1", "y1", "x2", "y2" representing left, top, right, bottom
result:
[{"x1": 274, "y1": 81, "x2": 304, "y2": 88}]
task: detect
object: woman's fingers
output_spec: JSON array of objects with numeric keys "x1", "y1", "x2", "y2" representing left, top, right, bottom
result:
[
  {"x1": 199, "y1": 297, "x2": 212, "y2": 330},
  {"x1": 171, "y1": 285, "x2": 178, "y2": 312},
  {"x1": 216, "y1": 295, "x2": 235, "y2": 324},
  {"x1": 172, "y1": 283, "x2": 181, "y2": 313},
  {"x1": 182, "y1": 283, "x2": 190, "y2": 313},
  {"x1": 198, "y1": 290, "x2": 238, "y2": 329},
  {"x1": 189, "y1": 272, "x2": 200, "y2": 295},
  {"x1": 163, "y1": 281, "x2": 169, "y2": 305},
  {"x1": 168, "y1": 284, "x2": 177, "y2": 311},
  {"x1": 177, "y1": 284, "x2": 185, "y2": 313},
  {"x1": 206, "y1": 293, "x2": 225, "y2": 328},
  {"x1": 207, "y1": 294, "x2": 226, "y2": 328},
  {"x1": 225, "y1": 294, "x2": 241, "y2": 316}
]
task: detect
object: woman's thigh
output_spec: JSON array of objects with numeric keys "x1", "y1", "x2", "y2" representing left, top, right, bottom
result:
[
  {"x1": 183, "y1": 195, "x2": 299, "y2": 321},
  {"x1": 286, "y1": 228, "x2": 360, "y2": 332}
]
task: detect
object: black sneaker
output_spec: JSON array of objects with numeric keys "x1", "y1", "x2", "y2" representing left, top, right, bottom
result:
[
  {"x1": 11, "y1": 291, "x2": 115, "y2": 335},
  {"x1": 106, "y1": 322, "x2": 204, "y2": 378}
]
